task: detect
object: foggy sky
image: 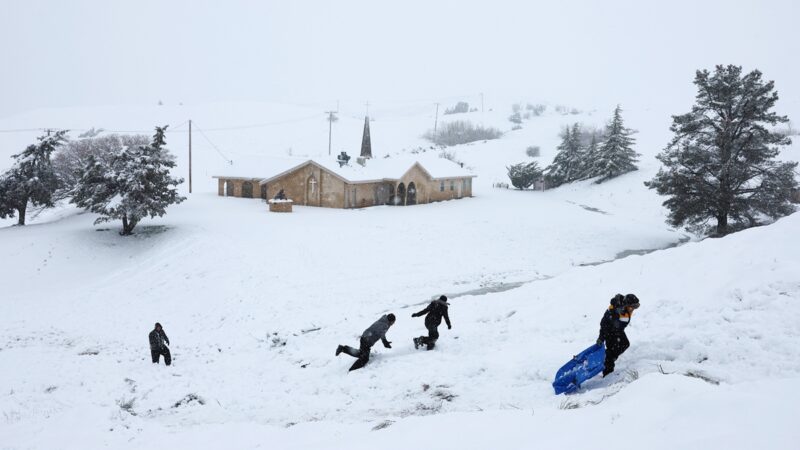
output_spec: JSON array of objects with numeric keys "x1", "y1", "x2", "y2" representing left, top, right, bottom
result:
[{"x1": 2, "y1": 0, "x2": 798, "y2": 118}]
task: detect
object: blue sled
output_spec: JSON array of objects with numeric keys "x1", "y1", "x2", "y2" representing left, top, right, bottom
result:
[{"x1": 552, "y1": 343, "x2": 606, "y2": 395}]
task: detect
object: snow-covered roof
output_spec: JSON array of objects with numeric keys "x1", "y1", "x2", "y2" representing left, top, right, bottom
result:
[{"x1": 214, "y1": 154, "x2": 475, "y2": 184}]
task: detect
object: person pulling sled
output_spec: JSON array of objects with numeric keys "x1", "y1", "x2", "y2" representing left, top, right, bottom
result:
[
  {"x1": 336, "y1": 314, "x2": 396, "y2": 372},
  {"x1": 412, "y1": 295, "x2": 451, "y2": 350},
  {"x1": 596, "y1": 293, "x2": 640, "y2": 376}
]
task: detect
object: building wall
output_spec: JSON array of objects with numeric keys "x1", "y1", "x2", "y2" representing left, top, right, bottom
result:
[
  {"x1": 263, "y1": 164, "x2": 349, "y2": 208},
  {"x1": 216, "y1": 178, "x2": 263, "y2": 199},
  {"x1": 396, "y1": 165, "x2": 473, "y2": 204},
  {"x1": 216, "y1": 162, "x2": 474, "y2": 208}
]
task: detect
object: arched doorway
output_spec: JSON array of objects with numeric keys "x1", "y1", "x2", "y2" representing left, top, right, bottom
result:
[
  {"x1": 396, "y1": 183, "x2": 406, "y2": 206},
  {"x1": 306, "y1": 175, "x2": 318, "y2": 206},
  {"x1": 388, "y1": 184, "x2": 396, "y2": 205},
  {"x1": 225, "y1": 180, "x2": 234, "y2": 196},
  {"x1": 261, "y1": 184, "x2": 267, "y2": 200},
  {"x1": 407, "y1": 182, "x2": 417, "y2": 205},
  {"x1": 242, "y1": 181, "x2": 254, "y2": 198}
]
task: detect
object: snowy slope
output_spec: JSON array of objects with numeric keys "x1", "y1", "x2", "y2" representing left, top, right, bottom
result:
[{"x1": 0, "y1": 100, "x2": 799, "y2": 449}]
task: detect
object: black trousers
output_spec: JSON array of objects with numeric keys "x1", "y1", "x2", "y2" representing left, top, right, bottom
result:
[
  {"x1": 603, "y1": 332, "x2": 629, "y2": 375},
  {"x1": 417, "y1": 324, "x2": 440, "y2": 350},
  {"x1": 341, "y1": 337, "x2": 371, "y2": 371},
  {"x1": 151, "y1": 347, "x2": 172, "y2": 365}
]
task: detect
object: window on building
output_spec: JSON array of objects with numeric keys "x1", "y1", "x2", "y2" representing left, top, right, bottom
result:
[
  {"x1": 450, "y1": 180, "x2": 455, "y2": 191},
  {"x1": 440, "y1": 181, "x2": 445, "y2": 192}
]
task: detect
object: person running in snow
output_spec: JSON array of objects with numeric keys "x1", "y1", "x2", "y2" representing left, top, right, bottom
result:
[
  {"x1": 149, "y1": 322, "x2": 171, "y2": 366},
  {"x1": 412, "y1": 295, "x2": 452, "y2": 350},
  {"x1": 596, "y1": 294, "x2": 640, "y2": 376},
  {"x1": 336, "y1": 314, "x2": 396, "y2": 372}
]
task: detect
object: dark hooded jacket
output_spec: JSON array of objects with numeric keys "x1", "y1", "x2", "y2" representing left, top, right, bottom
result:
[
  {"x1": 599, "y1": 293, "x2": 640, "y2": 340},
  {"x1": 413, "y1": 299, "x2": 451, "y2": 329},
  {"x1": 361, "y1": 315, "x2": 392, "y2": 348},
  {"x1": 149, "y1": 328, "x2": 170, "y2": 351}
]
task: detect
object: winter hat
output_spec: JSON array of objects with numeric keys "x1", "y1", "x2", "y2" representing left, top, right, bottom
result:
[
  {"x1": 387, "y1": 313, "x2": 396, "y2": 323},
  {"x1": 154, "y1": 322, "x2": 162, "y2": 329},
  {"x1": 623, "y1": 294, "x2": 640, "y2": 308},
  {"x1": 439, "y1": 295, "x2": 449, "y2": 303}
]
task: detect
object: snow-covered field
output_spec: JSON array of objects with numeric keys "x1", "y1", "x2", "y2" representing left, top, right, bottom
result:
[{"x1": 1, "y1": 101, "x2": 799, "y2": 449}]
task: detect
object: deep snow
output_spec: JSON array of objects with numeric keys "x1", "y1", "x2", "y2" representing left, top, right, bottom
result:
[{"x1": 0, "y1": 100, "x2": 798, "y2": 449}]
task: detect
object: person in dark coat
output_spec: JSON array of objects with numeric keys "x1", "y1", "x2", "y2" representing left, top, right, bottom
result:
[
  {"x1": 148, "y1": 322, "x2": 171, "y2": 366},
  {"x1": 412, "y1": 295, "x2": 452, "y2": 350},
  {"x1": 274, "y1": 189, "x2": 287, "y2": 200},
  {"x1": 336, "y1": 314, "x2": 395, "y2": 372},
  {"x1": 597, "y1": 294, "x2": 640, "y2": 376}
]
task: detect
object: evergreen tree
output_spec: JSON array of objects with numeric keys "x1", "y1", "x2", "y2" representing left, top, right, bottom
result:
[
  {"x1": 647, "y1": 65, "x2": 798, "y2": 236},
  {"x1": 507, "y1": 161, "x2": 543, "y2": 189},
  {"x1": 590, "y1": 105, "x2": 639, "y2": 183},
  {"x1": 545, "y1": 123, "x2": 584, "y2": 187},
  {"x1": 0, "y1": 131, "x2": 66, "y2": 225},
  {"x1": 581, "y1": 133, "x2": 600, "y2": 180},
  {"x1": 72, "y1": 126, "x2": 186, "y2": 235}
]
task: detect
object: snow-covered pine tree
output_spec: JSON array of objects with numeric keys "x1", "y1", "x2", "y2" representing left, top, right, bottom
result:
[
  {"x1": 590, "y1": 105, "x2": 639, "y2": 183},
  {"x1": 0, "y1": 131, "x2": 67, "y2": 225},
  {"x1": 647, "y1": 65, "x2": 798, "y2": 236},
  {"x1": 581, "y1": 133, "x2": 600, "y2": 180},
  {"x1": 72, "y1": 126, "x2": 185, "y2": 235},
  {"x1": 545, "y1": 123, "x2": 584, "y2": 187}
]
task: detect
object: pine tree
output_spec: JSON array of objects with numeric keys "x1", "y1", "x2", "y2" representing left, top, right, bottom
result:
[
  {"x1": 581, "y1": 133, "x2": 600, "y2": 180},
  {"x1": 546, "y1": 123, "x2": 584, "y2": 187},
  {"x1": 647, "y1": 65, "x2": 798, "y2": 236},
  {"x1": 72, "y1": 126, "x2": 185, "y2": 235},
  {"x1": 590, "y1": 105, "x2": 639, "y2": 183},
  {"x1": 0, "y1": 131, "x2": 66, "y2": 225}
]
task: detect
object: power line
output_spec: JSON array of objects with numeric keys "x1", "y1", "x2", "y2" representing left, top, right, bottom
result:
[{"x1": 192, "y1": 122, "x2": 232, "y2": 164}]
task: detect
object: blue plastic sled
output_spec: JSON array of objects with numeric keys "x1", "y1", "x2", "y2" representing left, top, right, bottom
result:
[{"x1": 552, "y1": 343, "x2": 606, "y2": 395}]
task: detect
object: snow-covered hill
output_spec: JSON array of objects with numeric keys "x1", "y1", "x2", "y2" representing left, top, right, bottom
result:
[{"x1": 0, "y1": 100, "x2": 798, "y2": 449}]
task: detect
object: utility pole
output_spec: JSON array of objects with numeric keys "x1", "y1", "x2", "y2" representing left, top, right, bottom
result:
[
  {"x1": 433, "y1": 102, "x2": 440, "y2": 135},
  {"x1": 188, "y1": 120, "x2": 192, "y2": 194},
  {"x1": 325, "y1": 111, "x2": 336, "y2": 156}
]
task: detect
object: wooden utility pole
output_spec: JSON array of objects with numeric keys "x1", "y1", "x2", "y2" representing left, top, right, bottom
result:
[
  {"x1": 434, "y1": 102, "x2": 440, "y2": 134},
  {"x1": 325, "y1": 111, "x2": 336, "y2": 156},
  {"x1": 188, "y1": 120, "x2": 192, "y2": 194}
]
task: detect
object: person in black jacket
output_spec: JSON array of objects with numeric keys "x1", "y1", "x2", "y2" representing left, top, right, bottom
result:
[
  {"x1": 597, "y1": 294, "x2": 640, "y2": 376},
  {"x1": 336, "y1": 314, "x2": 395, "y2": 372},
  {"x1": 412, "y1": 295, "x2": 452, "y2": 350},
  {"x1": 148, "y1": 322, "x2": 171, "y2": 366}
]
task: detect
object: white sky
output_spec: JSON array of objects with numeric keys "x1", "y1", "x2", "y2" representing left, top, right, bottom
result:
[{"x1": 1, "y1": 0, "x2": 799, "y2": 118}]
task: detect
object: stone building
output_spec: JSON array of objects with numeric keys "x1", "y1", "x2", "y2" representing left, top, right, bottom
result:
[{"x1": 214, "y1": 156, "x2": 475, "y2": 209}]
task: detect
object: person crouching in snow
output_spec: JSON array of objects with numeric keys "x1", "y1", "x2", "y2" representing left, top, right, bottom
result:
[
  {"x1": 336, "y1": 314, "x2": 395, "y2": 372},
  {"x1": 412, "y1": 295, "x2": 452, "y2": 350},
  {"x1": 149, "y1": 322, "x2": 171, "y2": 366},
  {"x1": 597, "y1": 294, "x2": 640, "y2": 376}
]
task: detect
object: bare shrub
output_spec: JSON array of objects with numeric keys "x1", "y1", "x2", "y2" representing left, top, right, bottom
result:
[
  {"x1": 424, "y1": 120, "x2": 502, "y2": 146},
  {"x1": 526, "y1": 146, "x2": 541, "y2": 157}
]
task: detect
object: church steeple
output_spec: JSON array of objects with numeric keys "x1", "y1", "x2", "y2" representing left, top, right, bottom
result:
[{"x1": 360, "y1": 116, "x2": 372, "y2": 158}]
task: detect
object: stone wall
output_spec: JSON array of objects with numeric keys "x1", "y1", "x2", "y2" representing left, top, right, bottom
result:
[{"x1": 216, "y1": 178, "x2": 265, "y2": 199}]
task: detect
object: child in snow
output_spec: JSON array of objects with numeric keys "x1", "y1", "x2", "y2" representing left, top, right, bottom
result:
[
  {"x1": 412, "y1": 295, "x2": 452, "y2": 350},
  {"x1": 597, "y1": 294, "x2": 640, "y2": 376},
  {"x1": 149, "y1": 322, "x2": 171, "y2": 366},
  {"x1": 336, "y1": 314, "x2": 395, "y2": 372}
]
